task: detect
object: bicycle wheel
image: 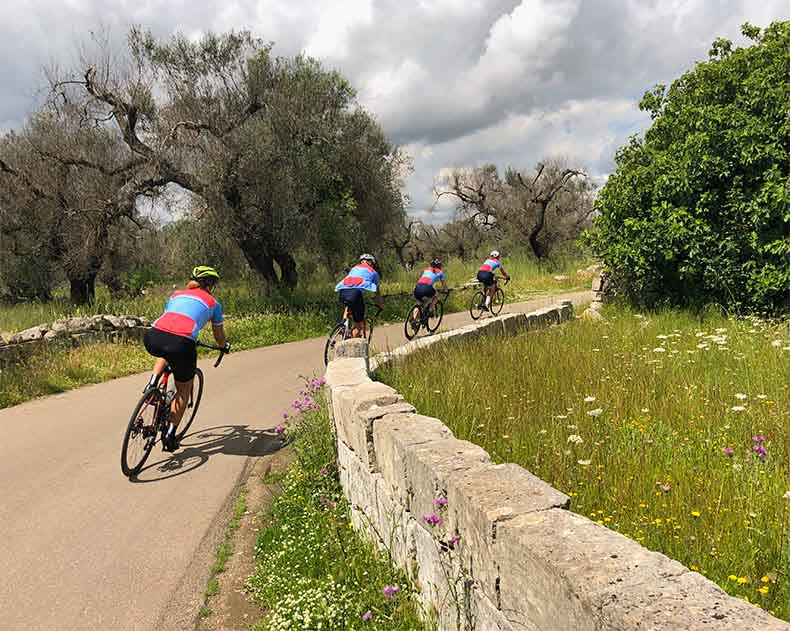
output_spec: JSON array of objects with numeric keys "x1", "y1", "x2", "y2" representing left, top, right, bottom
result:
[
  {"x1": 121, "y1": 388, "x2": 164, "y2": 477},
  {"x1": 491, "y1": 287, "x2": 505, "y2": 315},
  {"x1": 176, "y1": 368, "x2": 204, "y2": 440},
  {"x1": 469, "y1": 290, "x2": 486, "y2": 320},
  {"x1": 427, "y1": 300, "x2": 444, "y2": 333},
  {"x1": 404, "y1": 304, "x2": 422, "y2": 340},
  {"x1": 324, "y1": 323, "x2": 347, "y2": 365}
]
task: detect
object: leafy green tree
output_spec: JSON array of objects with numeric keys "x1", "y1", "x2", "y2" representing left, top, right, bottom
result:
[{"x1": 591, "y1": 22, "x2": 790, "y2": 312}]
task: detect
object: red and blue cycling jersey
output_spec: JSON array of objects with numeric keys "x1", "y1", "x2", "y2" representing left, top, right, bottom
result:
[
  {"x1": 152, "y1": 288, "x2": 224, "y2": 341},
  {"x1": 479, "y1": 257, "x2": 502, "y2": 273},
  {"x1": 335, "y1": 262, "x2": 380, "y2": 293},
  {"x1": 417, "y1": 267, "x2": 445, "y2": 286}
]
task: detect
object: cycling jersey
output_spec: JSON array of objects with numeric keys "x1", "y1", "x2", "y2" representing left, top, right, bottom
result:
[
  {"x1": 416, "y1": 267, "x2": 445, "y2": 286},
  {"x1": 152, "y1": 288, "x2": 224, "y2": 341},
  {"x1": 479, "y1": 257, "x2": 502, "y2": 273},
  {"x1": 335, "y1": 262, "x2": 380, "y2": 293}
]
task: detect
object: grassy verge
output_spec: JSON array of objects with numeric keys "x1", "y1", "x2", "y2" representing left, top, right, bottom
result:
[
  {"x1": 378, "y1": 307, "x2": 790, "y2": 620},
  {"x1": 247, "y1": 380, "x2": 431, "y2": 630}
]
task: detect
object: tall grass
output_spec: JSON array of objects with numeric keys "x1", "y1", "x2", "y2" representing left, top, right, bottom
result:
[
  {"x1": 378, "y1": 307, "x2": 790, "y2": 620},
  {"x1": 247, "y1": 382, "x2": 431, "y2": 630}
]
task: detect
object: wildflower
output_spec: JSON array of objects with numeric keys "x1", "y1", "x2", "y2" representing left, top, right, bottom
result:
[
  {"x1": 751, "y1": 445, "x2": 767, "y2": 461},
  {"x1": 641, "y1": 408, "x2": 650, "y2": 413},
  {"x1": 758, "y1": 586, "x2": 769, "y2": 595},
  {"x1": 761, "y1": 576, "x2": 771, "y2": 583},
  {"x1": 732, "y1": 463, "x2": 743, "y2": 471},
  {"x1": 756, "y1": 394, "x2": 767, "y2": 399},
  {"x1": 784, "y1": 491, "x2": 790, "y2": 500},
  {"x1": 771, "y1": 339, "x2": 782, "y2": 347},
  {"x1": 383, "y1": 585, "x2": 400, "y2": 599},
  {"x1": 274, "y1": 425, "x2": 285, "y2": 435},
  {"x1": 361, "y1": 610, "x2": 373, "y2": 622},
  {"x1": 320, "y1": 466, "x2": 329, "y2": 476},
  {"x1": 721, "y1": 447, "x2": 734, "y2": 457},
  {"x1": 690, "y1": 564, "x2": 699, "y2": 571},
  {"x1": 577, "y1": 459, "x2": 591, "y2": 466},
  {"x1": 567, "y1": 434, "x2": 584, "y2": 445},
  {"x1": 449, "y1": 533, "x2": 460, "y2": 546},
  {"x1": 734, "y1": 393, "x2": 747, "y2": 400},
  {"x1": 653, "y1": 347, "x2": 666, "y2": 353},
  {"x1": 554, "y1": 414, "x2": 568, "y2": 419},
  {"x1": 737, "y1": 577, "x2": 750, "y2": 584},
  {"x1": 730, "y1": 405, "x2": 746, "y2": 412},
  {"x1": 423, "y1": 514, "x2": 442, "y2": 527},
  {"x1": 728, "y1": 575, "x2": 738, "y2": 581},
  {"x1": 433, "y1": 497, "x2": 448, "y2": 508},
  {"x1": 587, "y1": 408, "x2": 603, "y2": 417},
  {"x1": 583, "y1": 396, "x2": 596, "y2": 403},
  {"x1": 752, "y1": 435, "x2": 766, "y2": 443},
  {"x1": 690, "y1": 510, "x2": 701, "y2": 518}
]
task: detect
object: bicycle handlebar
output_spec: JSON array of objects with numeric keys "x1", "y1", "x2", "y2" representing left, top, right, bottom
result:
[{"x1": 196, "y1": 340, "x2": 229, "y2": 368}]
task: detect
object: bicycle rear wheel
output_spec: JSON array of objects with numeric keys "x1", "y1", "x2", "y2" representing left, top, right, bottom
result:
[
  {"x1": 176, "y1": 368, "x2": 204, "y2": 440},
  {"x1": 404, "y1": 305, "x2": 422, "y2": 340},
  {"x1": 491, "y1": 287, "x2": 505, "y2": 315},
  {"x1": 469, "y1": 290, "x2": 486, "y2": 320},
  {"x1": 324, "y1": 323, "x2": 347, "y2": 365},
  {"x1": 427, "y1": 300, "x2": 444, "y2": 333},
  {"x1": 121, "y1": 388, "x2": 163, "y2": 477}
]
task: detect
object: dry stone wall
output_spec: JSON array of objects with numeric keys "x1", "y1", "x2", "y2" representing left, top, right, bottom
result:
[
  {"x1": 0, "y1": 315, "x2": 150, "y2": 367},
  {"x1": 325, "y1": 302, "x2": 788, "y2": 631}
]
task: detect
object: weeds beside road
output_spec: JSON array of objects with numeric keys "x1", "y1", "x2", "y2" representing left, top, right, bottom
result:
[{"x1": 379, "y1": 307, "x2": 790, "y2": 620}]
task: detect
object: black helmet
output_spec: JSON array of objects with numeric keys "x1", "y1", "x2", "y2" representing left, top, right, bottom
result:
[{"x1": 431, "y1": 258, "x2": 443, "y2": 268}]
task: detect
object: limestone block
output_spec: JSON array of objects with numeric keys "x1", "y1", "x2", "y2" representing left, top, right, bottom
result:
[
  {"x1": 332, "y1": 381, "x2": 408, "y2": 469},
  {"x1": 405, "y1": 438, "x2": 491, "y2": 526},
  {"x1": 558, "y1": 301, "x2": 575, "y2": 322},
  {"x1": 88, "y1": 314, "x2": 105, "y2": 330},
  {"x1": 50, "y1": 320, "x2": 69, "y2": 334},
  {"x1": 496, "y1": 509, "x2": 789, "y2": 631},
  {"x1": 66, "y1": 316, "x2": 93, "y2": 331},
  {"x1": 476, "y1": 318, "x2": 505, "y2": 337},
  {"x1": 373, "y1": 413, "x2": 454, "y2": 507},
  {"x1": 524, "y1": 313, "x2": 540, "y2": 330},
  {"x1": 473, "y1": 590, "x2": 521, "y2": 631},
  {"x1": 12, "y1": 326, "x2": 45, "y2": 343},
  {"x1": 337, "y1": 438, "x2": 379, "y2": 523},
  {"x1": 335, "y1": 338, "x2": 368, "y2": 359},
  {"x1": 43, "y1": 329, "x2": 63, "y2": 341},
  {"x1": 412, "y1": 521, "x2": 454, "y2": 623},
  {"x1": 0, "y1": 333, "x2": 5, "y2": 346},
  {"x1": 138, "y1": 316, "x2": 151, "y2": 327},
  {"x1": 591, "y1": 276, "x2": 604, "y2": 292},
  {"x1": 325, "y1": 357, "x2": 369, "y2": 388},
  {"x1": 374, "y1": 475, "x2": 412, "y2": 567},
  {"x1": 102, "y1": 315, "x2": 125, "y2": 329},
  {"x1": 448, "y1": 463, "x2": 569, "y2": 604},
  {"x1": 500, "y1": 313, "x2": 527, "y2": 336}
]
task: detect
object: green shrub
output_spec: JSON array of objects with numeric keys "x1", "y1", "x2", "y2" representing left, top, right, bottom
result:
[{"x1": 591, "y1": 21, "x2": 790, "y2": 313}]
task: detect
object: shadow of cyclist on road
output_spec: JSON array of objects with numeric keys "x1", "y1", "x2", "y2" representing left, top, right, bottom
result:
[{"x1": 130, "y1": 424, "x2": 285, "y2": 483}]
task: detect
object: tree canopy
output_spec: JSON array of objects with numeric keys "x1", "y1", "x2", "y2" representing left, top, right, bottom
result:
[{"x1": 591, "y1": 21, "x2": 790, "y2": 312}]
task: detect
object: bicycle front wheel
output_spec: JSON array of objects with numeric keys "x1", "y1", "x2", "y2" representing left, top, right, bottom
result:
[
  {"x1": 470, "y1": 291, "x2": 486, "y2": 320},
  {"x1": 121, "y1": 388, "x2": 163, "y2": 477},
  {"x1": 324, "y1": 323, "x2": 347, "y2": 365},
  {"x1": 491, "y1": 287, "x2": 505, "y2": 315},
  {"x1": 427, "y1": 301, "x2": 444, "y2": 333},
  {"x1": 176, "y1": 368, "x2": 204, "y2": 441},
  {"x1": 404, "y1": 305, "x2": 422, "y2": 340}
]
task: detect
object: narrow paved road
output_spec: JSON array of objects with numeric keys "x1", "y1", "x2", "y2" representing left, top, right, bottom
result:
[{"x1": 0, "y1": 291, "x2": 589, "y2": 631}]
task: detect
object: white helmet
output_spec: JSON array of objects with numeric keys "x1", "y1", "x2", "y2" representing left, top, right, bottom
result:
[
  {"x1": 359, "y1": 253, "x2": 376, "y2": 264},
  {"x1": 489, "y1": 250, "x2": 500, "y2": 258}
]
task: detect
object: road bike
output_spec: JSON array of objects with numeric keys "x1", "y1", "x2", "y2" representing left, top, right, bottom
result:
[
  {"x1": 404, "y1": 289, "x2": 452, "y2": 340},
  {"x1": 470, "y1": 277, "x2": 509, "y2": 320},
  {"x1": 324, "y1": 305, "x2": 383, "y2": 365},
  {"x1": 121, "y1": 341, "x2": 228, "y2": 477}
]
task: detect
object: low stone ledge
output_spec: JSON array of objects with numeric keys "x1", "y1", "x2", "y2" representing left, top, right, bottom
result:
[{"x1": 325, "y1": 356, "x2": 369, "y2": 389}]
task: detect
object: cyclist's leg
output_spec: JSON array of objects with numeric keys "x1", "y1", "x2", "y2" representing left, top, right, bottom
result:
[
  {"x1": 162, "y1": 337, "x2": 198, "y2": 429},
  {"x1": 170, "y1": 378, "x2": 194, "y2": 427},
  {"x1": 344, "y1": 289, "x2": 366, "y2": 338}
]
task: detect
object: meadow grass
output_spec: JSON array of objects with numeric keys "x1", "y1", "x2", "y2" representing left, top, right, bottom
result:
[
  {"x1": 247, "y1": 381, "x2": 431, "y2": 630},
  {"x1": 378, "y1": 307, "x2": 790, "y2": 620}
]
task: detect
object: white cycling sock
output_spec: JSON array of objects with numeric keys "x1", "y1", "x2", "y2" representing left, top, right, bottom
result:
[{"x1": 485, "y1": 295, "x2": 491, "y2": 306}]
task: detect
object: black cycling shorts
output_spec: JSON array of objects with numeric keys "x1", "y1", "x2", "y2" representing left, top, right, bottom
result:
[
  {"x1": 144, "y1": 328, "x2": 198, "y2": 382},
  {"x1": 413, "y1": 284, "x2": 436, "y2": 301},
  {"x1": 339, "y1": 288, "x2": 366, "y2": 323},
  {"x1": 477, "y1": 270, "x2": 495, "y2": 287}
]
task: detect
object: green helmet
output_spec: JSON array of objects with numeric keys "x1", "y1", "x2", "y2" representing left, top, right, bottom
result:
[{"x1": 191, "y1": 266, "x2": 220, "y2": 282}]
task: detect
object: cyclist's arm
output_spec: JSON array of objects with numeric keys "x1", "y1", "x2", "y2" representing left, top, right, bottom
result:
[
  {"x1": 499, "y1": 266, "x2": 510, "y2": 280},
  {"x1": 212, "y1": 323, "x2": 227, "y2": 347},
  {"x1": 439, "y1": 278, "x2": 448, "y2": 290}
]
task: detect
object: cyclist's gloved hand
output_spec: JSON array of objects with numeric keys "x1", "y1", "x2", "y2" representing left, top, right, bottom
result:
[{"x1": 223, "y1": 342, "x2": 232, "y2": 354}]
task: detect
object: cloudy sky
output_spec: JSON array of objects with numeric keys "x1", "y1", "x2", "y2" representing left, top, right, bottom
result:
[{"x1": 1, "y1": 1, "x2": 787, "y2": 222}]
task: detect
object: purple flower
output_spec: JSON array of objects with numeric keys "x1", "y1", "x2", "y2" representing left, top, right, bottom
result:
[
  {"x1": 433, "y1": 497, "x2": 448, "y2": 508},
  {"x1": 752, "y1": 435, "x2": 766, "y2": 443},
  {"x1": 423, "y1": 513, "x2": 442, "y2": 527},
  {"x1": 721, "y1": 447, "x2": 734, "y2": 457},
  {"x1": 449, "y1": 533, "x2": 460, "y2": 546},
  {"x1": 361, "y1": 610, "x2": 373, "y2": 622},
  {"x1": 752, "y1": 444, "x2": 767, "y2": 460},
  {"x1": 274, "y1": 425, "x2": 285, "y2": 435},
  {"x1": 383, "y1": 585, "x2": 400, "y2": 599},
  {"x1": 320, "y1": 466, "x2": 329, "y2": 476}
]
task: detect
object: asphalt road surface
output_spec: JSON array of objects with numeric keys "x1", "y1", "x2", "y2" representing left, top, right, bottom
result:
[{"x1": 0, "y1": 290, "x2": 589, "y2": 631}]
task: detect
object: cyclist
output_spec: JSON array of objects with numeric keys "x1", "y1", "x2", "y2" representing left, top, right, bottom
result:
[
  {"x1": 335, "y1": 253, "x2": 384, "y2": 338},
  {"x1": 414, "y1": 257, "x2": 447, "y2": 316},
  {"x1": 143, "y1": 266, "x2": 229, "y2": 452},
  {"x1": 477, "y1": 250, "x2": 510, "y2": 311}
]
